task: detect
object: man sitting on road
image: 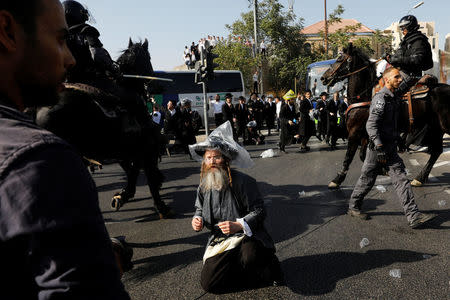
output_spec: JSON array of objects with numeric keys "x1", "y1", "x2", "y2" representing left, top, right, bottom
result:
[
  {"x1": 189, "y1": 122, "x2": 283, "y2": 293},
  {"x1": 348, "y1": 67, "x2": 436, "y2": 229}
]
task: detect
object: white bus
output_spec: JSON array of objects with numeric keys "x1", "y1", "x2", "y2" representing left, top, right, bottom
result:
[{"x1": 148, "y1": 70, "x2": 245, "y2": 123}]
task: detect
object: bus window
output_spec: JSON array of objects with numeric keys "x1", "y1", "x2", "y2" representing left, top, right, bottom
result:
[{"x1": 306, "y1": 59, "x2": 347, "y2": 97}]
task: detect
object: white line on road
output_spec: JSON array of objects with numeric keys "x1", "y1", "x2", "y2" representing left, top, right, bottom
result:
[
  {"x1": 433, "y1": 161, "x2": 450, "y2": 168},
  {"x1": 445, "y1": 190, "x2": 450, "y2": 195},
  {"x1": 409, "y1": 159, "x2": 420, "y2": 166}
]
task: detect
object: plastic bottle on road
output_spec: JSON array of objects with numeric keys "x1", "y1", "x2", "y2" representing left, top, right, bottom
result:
[
  {"x1": 376, "y1": 185, "x2": 387, "y2": 193},
  {"x1": 389, "y1": 269, "x2": 401, "y2": 278},
  {"x1": 359, "y1": 238, "x2": 370, "y2": 248}
]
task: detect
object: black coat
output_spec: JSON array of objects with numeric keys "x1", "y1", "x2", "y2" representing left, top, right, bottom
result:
[
  {"x1": 316, "y1": 99, "x2": 327, "y2": 135},
  {"x1": 179, "y1": 108, "x2": 196, "y2": 145},
  {"x1": 164, "y1": 108, "x2": 181, "y2": 135},
  {"x1": 279, "y1": 103, "x2": 297, "y2": 146},
  {"x1": 222, "y1": 102, "x2": 236, "y2": 125},
  {"x1": 264, "y1": 101, "x2": 276, "y2": 129},
  {"x1": 326, "y1": 99, "x2": 339, "y2": 124},
  {"x1": 326, "y1": 99, "x2": 339, "y2": 135},
  {"x1": 298, "y1": 99, "x2": 315, "y2": 137},
  {"x1": 390, "y1": 31, "x2": 433, "y2": 76},
  {"x1": 234, "y1": 103, "x2": 249, "y2": 125},
  {"x1": 253, "y1": 100, "x2": 265, "y2": 128}
]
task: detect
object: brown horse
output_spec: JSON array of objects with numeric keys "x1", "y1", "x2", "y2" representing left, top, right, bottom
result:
[{"x1": 321, "y1": 43, "x2": 450, "y2": 188}]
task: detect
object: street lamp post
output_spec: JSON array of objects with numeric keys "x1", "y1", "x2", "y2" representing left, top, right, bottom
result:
[
  {"x1": 324, "y1": 0, "x2": 328, "y2": 59},
  {"x1": 253, "y1": 0, "x2": 263, "y2": 95}
]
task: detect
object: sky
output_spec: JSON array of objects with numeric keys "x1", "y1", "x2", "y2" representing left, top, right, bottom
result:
[{"x1": 79, "y1": 0, "x2": 450, "y2": 71}]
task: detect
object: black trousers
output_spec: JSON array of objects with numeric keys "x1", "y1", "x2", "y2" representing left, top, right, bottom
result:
[
  {"x1": 236, "y1": 121, "x2": 247, "y2": 140},
  {"x1": 214, "y1": 113, "x2": 223, "y2": 127},
  {"x1": 200, "y1": 237, "x2": 279, "y2": 293}
]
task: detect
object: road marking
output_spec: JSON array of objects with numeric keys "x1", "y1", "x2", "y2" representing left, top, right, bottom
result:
[
  {"x1": 445, "y1": 190, "x2": 450, "y2": 195},
  {"x1": 409, "y1": 159, "x2": 420, "y2": 166},
  {"x1": 433, "y1": 161, "x2": 450, "y2": 168},
  {"x1": 428, "y1": 173, "x2": 439, "y2": 182}
]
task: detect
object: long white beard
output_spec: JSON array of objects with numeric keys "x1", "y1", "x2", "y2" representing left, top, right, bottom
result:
[{"x1": 200, "y1": 168, "x2": 228, "y2": 192}]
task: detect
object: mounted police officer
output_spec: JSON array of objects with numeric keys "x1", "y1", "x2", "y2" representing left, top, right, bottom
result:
[
  {"x1": 62, "y1": 0, "x2": 119, "y2": 87},
  {"x1": 386, "y1": 15, "x2": 433, "y2": 95},
  {"x1": 347, "y1": 67, "x2": 436, "y2": 229}
]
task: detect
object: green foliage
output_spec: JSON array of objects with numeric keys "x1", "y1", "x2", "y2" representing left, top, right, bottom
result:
[
  {"x1": 318, "y1": 5, "x2": 393, "y2": 58},
  {"x1": 213, "y1": 42, "x2": 257, "y2": 91},
  {"x1": 215, "y1": 1, "x2": 392, "y2": 94},
  {"x1": 218, "y1": 0, "x2": 311, "y2": 95}
]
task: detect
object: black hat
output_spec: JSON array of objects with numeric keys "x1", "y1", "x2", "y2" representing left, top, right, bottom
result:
[
  {"x1": 225, "y1": 93, "x2": 233, "y2": 99},
  {"x1": 320, "y1": 91, "x2": 328, "y2": 97},
  {"x1": 238, "y1": 96, "x2": 246, "y2": 101}
]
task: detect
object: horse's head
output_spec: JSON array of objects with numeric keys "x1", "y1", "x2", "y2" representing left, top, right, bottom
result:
[
  {"x1": 321, "y1": 43, "x2": 371, "y2": 87},
  {"x1": 117, "y1": 38, "x2": 154, "y2": 77}
]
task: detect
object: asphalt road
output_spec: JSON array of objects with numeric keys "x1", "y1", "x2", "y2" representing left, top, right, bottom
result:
[{"x1": 93, "y1": 133, "x2": 450, "y2": 300}]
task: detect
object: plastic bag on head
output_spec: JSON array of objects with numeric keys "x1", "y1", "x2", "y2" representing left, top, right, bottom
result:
[{"x1": 189, "y1": 121, "x2": 254, "y2": 168}]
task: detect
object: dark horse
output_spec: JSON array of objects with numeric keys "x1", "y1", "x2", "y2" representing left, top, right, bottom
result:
[
  {"x1": 36, "y1": 38, "x2": 173, "y2": 218},
  {"x1": 321, "y1": 43, "x2": 450, "y2": 188}
]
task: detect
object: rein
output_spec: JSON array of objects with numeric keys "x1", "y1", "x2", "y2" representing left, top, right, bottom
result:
[{"x1": 336, "y1": 57, "x2": 383, "y2": 81}]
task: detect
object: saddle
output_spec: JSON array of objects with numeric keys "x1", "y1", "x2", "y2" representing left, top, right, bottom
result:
[
  {"x1": 63, "y1": 83, "x2": 142, "y2": 136},
  {"x1": 400, "y1": 74, "x2": 437, "y2": 100}
]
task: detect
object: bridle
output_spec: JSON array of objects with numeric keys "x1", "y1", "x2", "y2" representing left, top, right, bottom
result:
[
  {"x1": 329, "y1": 52, "x2": 382, "y2": 118},
  {"x1": 331, "y1": 53, "x2": 383, "y2": 82}
]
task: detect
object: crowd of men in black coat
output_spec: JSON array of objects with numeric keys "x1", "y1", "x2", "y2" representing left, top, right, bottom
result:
[
  {"x1": 160, "y1": 90, "x2": 349, "y2": 155},
  {"x1": 210, "y1": 93, "x2": 277, "y2": 146},
  {"x1": 163, "y1": 99, "x2": 197, "y2": 156},
  {"x1": 279, "y1": 90, "x2": 349, "y2": 153}
]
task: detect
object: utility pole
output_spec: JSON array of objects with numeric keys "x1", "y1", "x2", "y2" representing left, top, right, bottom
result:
[
  {"x1": 253, "y1": 0, "x2": 263, "y2": 94},
  {"x1": 324, "y1": 0, "x2": 328, "y2": 59}
]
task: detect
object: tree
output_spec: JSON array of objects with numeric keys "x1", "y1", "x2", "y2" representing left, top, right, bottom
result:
[
  {"x1": 317, "y1": 5, "x2": 392, "y2": 58},
  {"x1": 215, "y1": 0, "x2": 312, "y2": 95},
  {"x1": 213, "y1": 42, "x2": 257, "y2": 90}
]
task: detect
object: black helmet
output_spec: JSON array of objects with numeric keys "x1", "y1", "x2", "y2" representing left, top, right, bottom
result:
[
  {"x1": 399, "y1": 15, "x2": 419, "y2": 32},
  {"x1": 62, "y1": 1, "x2": 90, "y2": 27}
]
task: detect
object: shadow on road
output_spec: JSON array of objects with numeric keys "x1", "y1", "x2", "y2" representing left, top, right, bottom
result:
[
  {"x1": 283, "y1": 249, "x2": 430, "y2": 295},
  {"x1": 126, "y1": 233, "x2": 208, "y2": 282}
]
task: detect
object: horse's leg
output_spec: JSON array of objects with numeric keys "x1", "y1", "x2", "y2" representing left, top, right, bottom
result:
[
  {"x1": 329, "y1": 135, "x2": 360, "y2": 189},
  {"x1": 411, "y1": 133, "x2": 443, "y2": 186},
  {"x1": 359, "y1": 137, "x2": 368, "y2": 162},
  {"x1": 111, "y1": 160, "x2": 139, "y2": 211},
  {"x1": 142, "y1": 157, "x2": 174, "y2": 219}
]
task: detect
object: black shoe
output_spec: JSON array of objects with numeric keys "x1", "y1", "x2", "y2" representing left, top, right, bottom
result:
[
  {"x1": 347, "y1": 209, "x2": 369, "y2": 220},
  {"x1": 316, "y1": 135, "x2": 322, "y2": 141},
  {"x1": 409, "y1": 213, "x2": 437, "y2": 229}
]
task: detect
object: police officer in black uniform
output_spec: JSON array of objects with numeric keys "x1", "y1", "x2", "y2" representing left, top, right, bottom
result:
[
  {"x1": 348, "y1": 67, "x2": 436, "y2": 229},
  {"x1": 62, "y1": 1, "x2": 119, "y2": 87},
  {"x1": 386, "y1": 15, "x2": 433, "y2": 95}
]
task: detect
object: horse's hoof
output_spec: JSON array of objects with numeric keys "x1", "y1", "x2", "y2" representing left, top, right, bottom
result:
[
  {"x1": 411, "y1": 179, "x2": 423, "y2": 187},
  {"x1": 111, "y1": 195, "x2": 122, "y2": 211},
  {"x1": 328, "y1": 181, "x2": 339, "y2": 189},
  {"x1": 159, "y1": 209, "x2": 176, "y2": 219}
]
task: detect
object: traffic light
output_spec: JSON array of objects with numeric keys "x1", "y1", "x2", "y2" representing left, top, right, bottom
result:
[
  {"x1": 194, "y1": 60, "x2": 207, "y2": 83},
  {"x1": 205, "y1": 47, "x2": 219, "y2": 81}
]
